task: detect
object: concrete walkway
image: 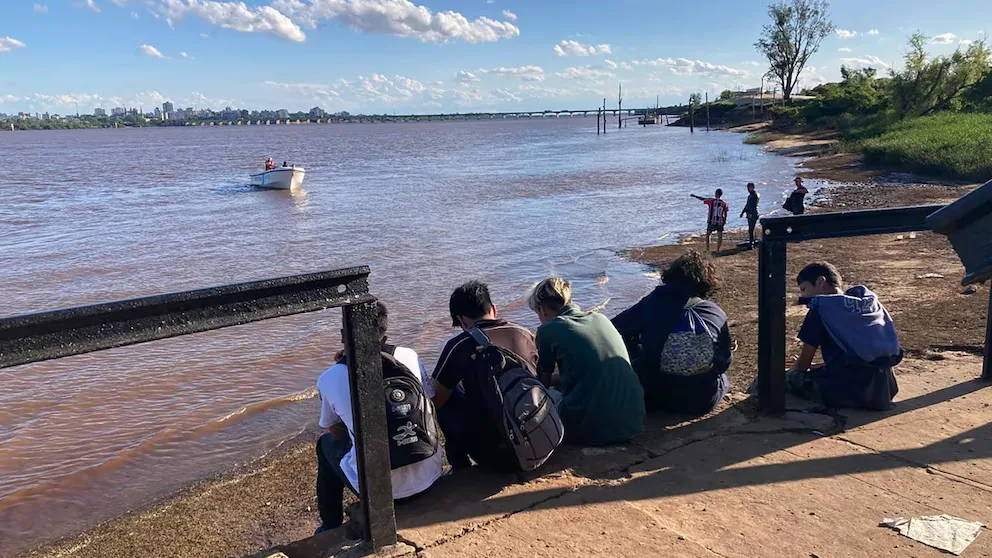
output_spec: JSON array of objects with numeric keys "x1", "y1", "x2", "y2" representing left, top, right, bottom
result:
[{"x1": 262, "y1": 353, "x2": 991, "y2": 558}]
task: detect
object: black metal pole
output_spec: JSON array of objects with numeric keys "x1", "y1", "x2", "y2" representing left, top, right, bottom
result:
[
  {"x1": 757, "y1": 239, "x2": 788, "y2": 413},
  {"x1": 984, "y1": 291, "x2": 992, "y2": 381},
  {"x1": 343, "y1": 301, "x2": 397, "y2": 550}
]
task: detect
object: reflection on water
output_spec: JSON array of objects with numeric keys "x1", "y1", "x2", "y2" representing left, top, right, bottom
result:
[{"x1": 0, "y1": 120, "x2": 798, "y2": 554}]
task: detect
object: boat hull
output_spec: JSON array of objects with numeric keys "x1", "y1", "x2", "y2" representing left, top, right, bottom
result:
[{"x1": 250, "y1": 167, "x2": 305, "y2": 190}]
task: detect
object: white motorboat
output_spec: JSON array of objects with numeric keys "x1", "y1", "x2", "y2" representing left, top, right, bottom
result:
[{"x1": 250, "y1": 166, "x2": 306, "y2": 190}]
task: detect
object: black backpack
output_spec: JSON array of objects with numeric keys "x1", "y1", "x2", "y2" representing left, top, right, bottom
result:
[
  {"x1": 462, "y1": 329, "x2": 564, "y2": 472},
  {"x1": 380, "y1": 346, "x2": 440, "y2": 470}
]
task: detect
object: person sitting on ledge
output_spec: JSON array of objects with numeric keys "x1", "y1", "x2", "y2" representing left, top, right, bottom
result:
[
  {"x1": 314, "y1": 302, "x2": 443, "y2": 534},
  {"x1": 529, "y1": 277, "x2": 645, "y2": 446},
  {"x1": 431, "y1": 280, "x2": 538, "y2": 471},
  {"x1": 612, "y1": 250, "x2": 732, "y2": 416},
  {"x1": 788, "y1": 262, "x2": 902, "y2": 411}
]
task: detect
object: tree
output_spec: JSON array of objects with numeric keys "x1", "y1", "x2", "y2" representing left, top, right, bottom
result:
[
  {"x1": 719, "y1": 90, "x2": 735, "y2": 101},
  {"x1": 890, "y1": 33, "x2": 991, "y2": 117},
  {"x1": 755, "y1": 0, "x2": 834, "y2": 101}
]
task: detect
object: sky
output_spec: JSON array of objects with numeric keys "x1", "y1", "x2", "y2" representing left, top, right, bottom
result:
[{"x1": 1, "y1": 0, "x2": 990, "y2": 115}]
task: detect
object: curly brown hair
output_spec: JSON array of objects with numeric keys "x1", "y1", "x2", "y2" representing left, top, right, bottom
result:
[{"x1": 662, "y1": 249, "x2": 719, "y2": 298}]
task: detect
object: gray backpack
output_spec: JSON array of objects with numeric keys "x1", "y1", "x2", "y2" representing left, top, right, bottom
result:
[{"x1": 466, "y1": 327, "x2": 565, "y2": 471}]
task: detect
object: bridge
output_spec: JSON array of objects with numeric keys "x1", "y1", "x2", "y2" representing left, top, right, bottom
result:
[{"x1": 177, "y1": 107, "x2": 681, "y2": 127}]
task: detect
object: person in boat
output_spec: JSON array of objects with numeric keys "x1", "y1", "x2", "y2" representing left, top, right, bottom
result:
[
  {"x1": 690, "y1": 189, "x2": 729, "y2": 253},
  {"x1": 314, "y1": 301, "x2": 442, "y2": 534},
  {"x1": 264, "y1": 158, "x2": 275, "y2": 170},
  {"x1": 612, "y1": 250, "x2": 732, "y2": 417},
  {"x1": 783, "y1": 176, "x2": 809, "y2": 215},
  {"x1": 788, "y1": 262, "x2": 902, "y2": 410},
  {"x1": 282, "y1": 161, "x2": 289, "y2": 167}
]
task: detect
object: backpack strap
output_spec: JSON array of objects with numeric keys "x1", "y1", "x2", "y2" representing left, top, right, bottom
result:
[
  {"x1": 467, "y1": 327, "x2": 492, "y2": 350},
  {"x1": 685, "y1": 297, "x2": 704, "y2": 308}
]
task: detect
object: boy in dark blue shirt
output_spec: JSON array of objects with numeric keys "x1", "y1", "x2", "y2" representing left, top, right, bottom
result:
[{"x1": 789, "y1": 262, "x2": 902, "y2": 410}]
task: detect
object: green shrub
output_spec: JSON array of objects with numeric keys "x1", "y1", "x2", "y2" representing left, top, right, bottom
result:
[
  {"x1": 769, "y1": 105, "x2": 803, "y2": 129},
  {"x1": 859, "y1": 113, "x2": 992, "y2": 181}
]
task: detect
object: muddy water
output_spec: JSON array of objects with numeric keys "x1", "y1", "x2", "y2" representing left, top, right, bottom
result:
[{"x1": 0, "y1": 119, "x2": 798, "y2": 554}]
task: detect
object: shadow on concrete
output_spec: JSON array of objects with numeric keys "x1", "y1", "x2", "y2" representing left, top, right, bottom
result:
[{"x1": 393, "y1": 377, "x2": 990, "y2": 532}]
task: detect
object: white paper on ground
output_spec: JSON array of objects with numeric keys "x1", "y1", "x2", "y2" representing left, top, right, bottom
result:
[{"x1": 880, "y1": 515, "x2": 984, "y2": 555}]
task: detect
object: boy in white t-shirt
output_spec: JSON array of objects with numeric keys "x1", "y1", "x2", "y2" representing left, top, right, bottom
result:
[{"x1": 315, "y1": 302, "x2": 443, "y2": 533}]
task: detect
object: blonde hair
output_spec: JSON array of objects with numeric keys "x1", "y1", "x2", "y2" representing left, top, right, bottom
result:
[{"x1": 527, "y1": 277, "x2": 572, "y2": 313}]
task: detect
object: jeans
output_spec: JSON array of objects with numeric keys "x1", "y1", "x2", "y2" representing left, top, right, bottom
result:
[
  {"x1": 316, "y1": 433, "x2": 356, "y2": 530},
  {"x1": 747, "y1": 215, "x2": 759, "y2": 245},
  {"x1": 436, "y1": 388, "x2": 516, "y2": 471}
]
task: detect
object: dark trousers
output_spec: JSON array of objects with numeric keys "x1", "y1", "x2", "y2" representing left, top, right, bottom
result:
[
  {"x1": 747, "y1": 215, "x2": 759, "y2": 245},
  {"x1": 436, "y1": 389, "x2": 515, "y2": 472},
  {"x1": 316, "y1": 433, "x2": 356, "y2": 529}
]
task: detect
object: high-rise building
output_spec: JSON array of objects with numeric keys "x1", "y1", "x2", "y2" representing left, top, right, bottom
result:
[
  {"x1": 309, "y1": 106, "x2": 326, "y2": 119},
  {"x1": 94, "y1": 108, "x2": 107, "y2": 117},
  {"x1": 163, "y1": 101, "x2": 175, "y2": 114},
  {"x1": 276, "y1": 109, "x2": 290, "y2": 119},
  {"x1": 111, "y1": 107, "x2": 126, "y2": 117}
]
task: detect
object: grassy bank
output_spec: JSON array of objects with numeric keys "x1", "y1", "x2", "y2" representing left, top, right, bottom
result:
[{"x1": 856, "y1": 113, "x2": 992, "y2": 182}]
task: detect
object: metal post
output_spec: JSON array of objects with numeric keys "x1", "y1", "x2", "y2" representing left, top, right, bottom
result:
[
  {"x1": 343, "y1": 302, "x2": 397, "y2": 550},
  {"x1": 757, "y1": 239, "x2": 788, "y2": 413},
  {"x1": 984, "y1": 291, "x2": 992, "y2": 380}
]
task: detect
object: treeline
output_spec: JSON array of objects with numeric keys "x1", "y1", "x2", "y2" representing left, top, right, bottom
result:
[{"x1": 768, "y1": 33, "x2": 992, "y2": 181}]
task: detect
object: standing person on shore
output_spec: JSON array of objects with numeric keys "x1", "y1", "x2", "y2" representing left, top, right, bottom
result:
[
  {"x1": 431, "y1": 281, "x2": 539, "y2": 471},
  {"x1": 783, "y1": 176, "x2": 809, "y2": 215},
  {"x1": 528, "y1": 277, "x2": 645, "y2": 446},
  {"x1": 313, "y1": 302, "x2": 443, "y2": 534},
  {"x1": 741, "y1": 182, "x2": 761, "y2": 248},
  {"x1": 612, "y1": 250, "x2": 732, "y2": 416},
  {"x1": 690, "y1": 189, "x2": 729, "y2": 253},
  {"x1": 788, "y1": 262, "x2": 902, "y2": 410}
]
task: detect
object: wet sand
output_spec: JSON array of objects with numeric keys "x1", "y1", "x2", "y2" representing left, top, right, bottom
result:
[{"x1": 24, "y1": 131, "x2": 986, "y2": 558}]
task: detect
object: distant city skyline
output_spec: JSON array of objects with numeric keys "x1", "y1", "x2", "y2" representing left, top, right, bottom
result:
[{"x1": 1, "y1": 0, "x2": 990, "y2": 115}]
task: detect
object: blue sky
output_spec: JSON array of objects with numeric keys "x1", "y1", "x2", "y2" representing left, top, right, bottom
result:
[{"x1": 1, "y1": 0, "x2": 990, "y2": 114}]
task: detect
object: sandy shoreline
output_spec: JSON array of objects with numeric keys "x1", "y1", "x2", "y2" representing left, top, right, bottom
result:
[{"x1": 20, "y1": 129, "x2": 985, "y2": 558}]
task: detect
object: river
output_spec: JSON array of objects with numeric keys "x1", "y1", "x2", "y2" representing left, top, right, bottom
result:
[{"x1": 0, "y1": 119, "x2": 799, "y2": 555}]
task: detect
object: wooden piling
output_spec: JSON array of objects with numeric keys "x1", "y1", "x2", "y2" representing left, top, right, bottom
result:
[
  {"x1": 617, "y1": 84, "x2": 623, "y2": 130},
  {"x1": 597, "y1": 108, "x2": 601, "y2": 135},
  {"x1": 689, "y1": 97, "x2": 695, "y2": 134},
  {"x1": 706, "y1": 92, "x2": 710, "y2": 132}
]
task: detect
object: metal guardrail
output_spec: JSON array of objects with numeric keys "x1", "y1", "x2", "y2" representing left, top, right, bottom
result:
[
  {"x1": 0, "y1": 266, "x2": 398, "y2": 550},
  {"x1": 756, "y1": 205, "x2": 991, "y2": 413}
]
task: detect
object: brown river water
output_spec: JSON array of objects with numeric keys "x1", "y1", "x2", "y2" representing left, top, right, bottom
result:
[{"x1": 0, "y1": 119, "x2": 800, "y2": 555}]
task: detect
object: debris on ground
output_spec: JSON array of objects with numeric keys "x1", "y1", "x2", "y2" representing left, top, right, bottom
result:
[{"x1": 880, "y1": 514, "x2": 984, "y2": 555}]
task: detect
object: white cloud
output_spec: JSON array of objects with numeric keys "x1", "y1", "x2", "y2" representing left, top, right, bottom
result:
[
  {"x1": 131, "y1": 11, "x2": 139, "y2": 19},
  {"x1": 501, "y1": 9, "x2": 516, "y2": 21},
  {"x1": 743, "y1": 61, "x2": 762, "y2": 67},
  {"x1": 481, "y1": 65, "x2": 545, "y2": 82},
  {"x1": 556, "y1": 66, "x2": 614, "y2": 82},
  {"x1": 491, "y1": 88, "x2": 522, "y2": 103},
  {"x1": 634, "y1": 57, "x2": 747, "y2": 78},
  {"x1": 33, "y1": 3, "x2": 48, "y2": 14},
  {"x1": 838, "y1": 47, "x2": 852, "y2": 53},
  {"x1": 139, "y1": 44, "x2": 168, "y2": 59},
  {"x1": 272, "y1": 0, "x2": 519, "y2": 44},
  {"x1": 603, "y1": 59, "x2": 618, "y2": 70},
  {"x1": 0, "y1": 94, "x2": 29, "y2": 103},
  {"x1": 840, "y1": 55, "x2": 891, "y2": 70},
  {"x1": 619, "y1": 61, "x2": 632, "y2": 70},
  {"x1": 263, "y1": 81, "x2": 341, "y2": 99},
  {"x1": 85, "y1": 0, "x2": 101, "y2": 13},
  {"x1": 0, "y1": 37, "x2": 27, "y2": 53},
  {"x1": 553, "y1": 39, "x2": 611, "y2": 57},
  {"x1": 455, "y1": 70, "x2": 480, "y2": 83},
  {"x1": 180, "y1": 51, "x2": 193, "y2": 59},
  {"x1": 960, "y1": 39, "x2": 974, "y2": 46},
  {"x1": 110, "y1": 0, "x2": 128, "y2": 6},
  {"x1": 151, "y1": 0, "x2": 306, "y2": 42},
  {"x1": 200, "y1": 32, "x2": 209, "y2": 38},
  {"x1": 867, "y1": 28, "x2": 880, "y2": 36},
  {"x1": 836, "y1": 29, "x2": 857, "y2": 39},
  {"x1": 931, "y1": 33, "x2": 958, "y2": 45}
]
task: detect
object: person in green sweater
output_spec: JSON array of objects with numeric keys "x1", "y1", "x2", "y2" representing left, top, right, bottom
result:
[{"x1": 527, "y1": 277, "x2": 645, "y2": 446}]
